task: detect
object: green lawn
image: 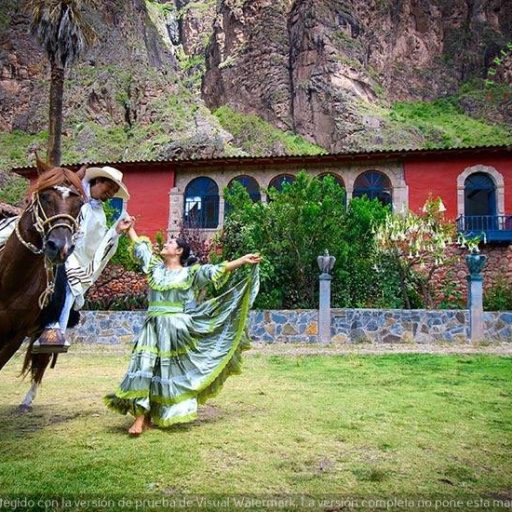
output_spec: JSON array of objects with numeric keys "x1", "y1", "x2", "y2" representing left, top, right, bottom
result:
[{"x1": 0, "y1": 345, "x2": 511, "y2": 511}]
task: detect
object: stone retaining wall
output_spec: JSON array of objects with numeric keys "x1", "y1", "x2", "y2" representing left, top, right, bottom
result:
[{"x1": 69, "y1": 308, "x2": 512, "y2": 344}]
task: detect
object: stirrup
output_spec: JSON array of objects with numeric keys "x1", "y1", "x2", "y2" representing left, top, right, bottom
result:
[{"x1": 32, "y1": 328, "x2": 70, "y2": 354}]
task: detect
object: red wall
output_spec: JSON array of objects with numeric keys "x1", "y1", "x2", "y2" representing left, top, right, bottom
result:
[
  {"x1": 24, "y1": 165, "x2": 175, "y2": 240},
  {"x1": 404, "y1": 155, "x2": 512, "y2": 219},
  {"x1": 122, "y1": 167, "x2": 175, "y2": 239}
]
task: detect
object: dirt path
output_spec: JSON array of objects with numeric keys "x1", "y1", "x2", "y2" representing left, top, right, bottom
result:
[{"x1": 65, "y1": 340, "x2": 512, "y2": 357}]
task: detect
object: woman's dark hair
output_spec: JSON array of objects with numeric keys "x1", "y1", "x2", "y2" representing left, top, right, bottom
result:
[{"x1": 176, "y1": 238, "x2": 198, "y2": 266}]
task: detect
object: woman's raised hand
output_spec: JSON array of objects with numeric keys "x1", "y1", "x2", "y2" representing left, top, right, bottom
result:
[
  {"x1": 225, "y1": 252, "x2": 262, "y2": 272},
  {"x1": 242, "y1": 253, "x2": 262, "y2": 265},
  {"x1": 116, "y1": 216, "x2": 134, "y2": 234}
]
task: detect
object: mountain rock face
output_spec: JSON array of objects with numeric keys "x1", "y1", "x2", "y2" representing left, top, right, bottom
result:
[
  {"x1": 203, "y1": 0, "x2": 512, "y2": 150},
  {"x1": 0, "y1": 0, "x2": 510, "y2": 170},
  {"x1": 0, "y1": 0, "x2": 232, "y2": 165},
  {"x1": 1, "y1": 0, "x2": 173, "y2": 132}
]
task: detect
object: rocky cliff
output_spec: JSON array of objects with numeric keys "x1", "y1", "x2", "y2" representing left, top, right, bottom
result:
[
  {"x1": 0, "y1": 0, "x2": 511, "y2": 176},
  {"x1": 203, "y1": 0, "x2": 512, "y2": 150},
  {"x1": 0, "y1": 0, "x2": 232, "y2": 170}
]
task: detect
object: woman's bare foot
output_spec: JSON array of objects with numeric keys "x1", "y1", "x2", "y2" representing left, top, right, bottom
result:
[{"x1": 128, "y1": 415, "x2": 145, "y2": 436}]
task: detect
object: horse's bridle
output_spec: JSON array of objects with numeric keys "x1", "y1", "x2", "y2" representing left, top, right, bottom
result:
[
  {"x1": 15, "y1": 189, "x2": 81, "y2": 255},
  {"x1": 15, "y1": 187, "x2": 82, "y2": 309}
]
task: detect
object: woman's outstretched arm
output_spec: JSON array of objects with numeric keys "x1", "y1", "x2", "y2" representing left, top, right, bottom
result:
[{"x1": 225, "y1": 253, "x2": 261, "y2": 272}]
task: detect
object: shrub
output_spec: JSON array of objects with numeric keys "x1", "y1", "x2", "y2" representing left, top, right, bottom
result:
[
  {"x1": 484, "y1": 279, "x2": 512, "y2": 311},
  {"x1": 216, "y1": 172, "x2": 394, "y2": 309},
  {"x1": 84, "y1": 264, "x2": 148, "y2": 310},
  {"x1": 103, "y1": 201, "x2": 140, "y2": 271}
]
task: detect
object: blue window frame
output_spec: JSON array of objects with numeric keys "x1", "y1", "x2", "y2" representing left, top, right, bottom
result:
[
  {"x1": 353, "y1": 171, "x2": 392, "y2": 206},
  {"x1": 269, "y1": 174, "x2": 296, "y2": 193},
  {"x1": 184, "y1": 177, "x2": 219, "y2": 229},
  {"x1": 464, "y1": 173, "x2": 496, "y2": 217},
  {"x1": 228, "y1": 175, "x2": 261, "y2": 202}
]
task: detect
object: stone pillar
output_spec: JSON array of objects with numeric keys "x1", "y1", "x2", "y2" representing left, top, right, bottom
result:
[
  {"x1": 317, "y1": 250, "x2": 336, "y2": 343},
  {"x1": 168, "y1": 187, "x2": 184, "y2": 238},
  {"x1": 218, "y1": 193, "x2": 225, "y2": 229},
  {"x1": 318, "y1": 273, "x2": 332, "y2": 343},
  {"x1": 466, "y1": 253, "x2": 487, "y2": 342}
]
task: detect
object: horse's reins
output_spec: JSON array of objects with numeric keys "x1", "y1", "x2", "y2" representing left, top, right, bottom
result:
[{"x1": 15, "y1": 189, "x2": 81, "y2": 309}]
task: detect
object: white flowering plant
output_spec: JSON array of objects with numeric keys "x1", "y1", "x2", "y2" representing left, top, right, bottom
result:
[
  {"x1": 456, "y1": 232, "x2": 486, "y2": 254},
  {"x1": 374, "y1": 197, "x2": 456, "y2": 308}
]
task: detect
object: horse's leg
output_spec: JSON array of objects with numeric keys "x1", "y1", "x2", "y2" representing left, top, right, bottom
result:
[
  {"x1": 19, "y1": 381, "x2": 39, "y2": 413},
  {"x1": 18, "y1": 353, "x2": 52, "y2": 413}
]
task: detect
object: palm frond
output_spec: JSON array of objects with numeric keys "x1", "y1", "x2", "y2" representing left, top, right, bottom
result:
[{"x1": 26, "y1": 0, "x2": 98, "y2": 68}]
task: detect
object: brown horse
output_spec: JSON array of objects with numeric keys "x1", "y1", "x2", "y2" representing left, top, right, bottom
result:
[{"x1": 0, "y1": 159, "x2": 85, "y2": 395}]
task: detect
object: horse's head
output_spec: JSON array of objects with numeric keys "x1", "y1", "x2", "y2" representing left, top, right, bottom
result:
[{"x1": 27, "y1": 158, "x2": 86, "y2": 264}]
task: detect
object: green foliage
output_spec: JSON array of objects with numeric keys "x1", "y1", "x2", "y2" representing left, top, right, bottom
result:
[
  {"x1": 484, "y1": 278, "x2": 512, "y2": 311},
  {"x1": 335, "y1": 196, "x2": 392, "y2": 308},
  {"x1": 457, "y1": 231, "x2": 486, "y2": 254},
  {"x1": 217, "y1": 172, "x2": 393, "y2": 309},
  {"x1": 154, "y1": 229, "x2": 165, "y2": 251},
  {"x1": 389, "y1": 98, "x2": 512, "y2": 148},
  {"x1": 0, "y1": 129, "x2": 49, "y2": 170},
  {"x1": 146, "y1": 0, "x2": 175, "y2": 16},
  {"x1": 0, "y1": 172, "x2": 28, "y2": 205},
  {"x1": 103, "y1": 201, "x2": 138, "y2": 271},
  {"x1": 214, "y1": 105, "x2": 326, "y2": 156},
  {"x1": 438, "y1": 271, "x2": 465, "y2": 310}
]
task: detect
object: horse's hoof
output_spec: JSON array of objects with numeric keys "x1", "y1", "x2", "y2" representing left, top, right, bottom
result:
[{"x1": 17, "y1": 404, "x2": 32, "y2": 414}]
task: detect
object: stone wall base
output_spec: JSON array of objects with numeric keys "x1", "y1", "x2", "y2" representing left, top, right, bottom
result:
[{"x1": 69, "y1": 308, "x2": 512, "y2": 345}]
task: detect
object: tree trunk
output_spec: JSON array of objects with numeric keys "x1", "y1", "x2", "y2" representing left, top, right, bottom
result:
[
  {"x1": 398, "y1": 260, "x2": 412, "y2": 310},
  {"x1": 48, "y1": 64, "x2": 64, "y2": 167}
]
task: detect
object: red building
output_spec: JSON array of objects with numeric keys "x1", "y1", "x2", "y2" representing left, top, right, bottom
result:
[{"x1": 13, "y1": 144, "x2": 512, "y2": 243}]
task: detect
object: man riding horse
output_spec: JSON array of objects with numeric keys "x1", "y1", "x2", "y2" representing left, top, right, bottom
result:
[{"x1": 0, "y1": 164, "x2": 130, "y2": 353}]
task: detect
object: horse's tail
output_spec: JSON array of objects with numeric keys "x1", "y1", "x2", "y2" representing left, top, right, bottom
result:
[{"x1": 20, "y1": 339, "x2": 57, "y2": 383}]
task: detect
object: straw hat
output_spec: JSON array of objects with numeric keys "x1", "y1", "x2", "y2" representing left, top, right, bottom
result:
[{"x1": 84, "y1": 166, "x2": 130, "y2": 200}]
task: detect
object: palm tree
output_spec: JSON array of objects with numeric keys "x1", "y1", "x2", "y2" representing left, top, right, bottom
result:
[{"x1": 27, "y1": 0, "x2": 98, "y2": 165}]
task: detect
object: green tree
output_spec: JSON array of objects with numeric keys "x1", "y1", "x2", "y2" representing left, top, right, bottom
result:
[
  {"x1": 336, "y1": 196, "x2": 391, "y2": 308},
  {"x1": 27, "y1": 0, "x2": 98, "y2": 165},
  {"x1": 217, "y1": 172, "x2": 391, "y2": 309},
  {"x1": 103, "y1": 201, "x2": 138, "y2": 271}
]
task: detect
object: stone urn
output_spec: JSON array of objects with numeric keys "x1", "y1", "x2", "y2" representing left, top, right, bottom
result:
[{"x1": 465, "y1": 252, "x2": 487, "y2": 280}]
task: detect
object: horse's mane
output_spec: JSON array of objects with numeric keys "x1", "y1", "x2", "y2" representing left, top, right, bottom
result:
[{"x1": 28, "y1": 167, "x2": 85, "y2": 198}]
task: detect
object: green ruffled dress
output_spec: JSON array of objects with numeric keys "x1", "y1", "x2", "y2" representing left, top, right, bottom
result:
[{"x1": 104, "y1": 237, "x2": 259, "y2": 427}]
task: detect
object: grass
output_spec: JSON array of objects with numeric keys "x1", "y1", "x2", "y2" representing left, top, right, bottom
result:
[
  {"x1": 388, "y1": 98, "x2": 512, "y2": 148},
  {"x1": 0, "y1": 346, "x2": 511, "y2": 510},
  {"x1": 214, "y1": 106, "x2": 326, "y2": 156},
  {"x1": 0, "y1": 130, "x2": 49, "y2": 171}
]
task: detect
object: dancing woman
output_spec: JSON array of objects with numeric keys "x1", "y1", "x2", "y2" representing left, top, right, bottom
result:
[{"x1": 104, "y1": 219, "x2": 260, "y2": 435}]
